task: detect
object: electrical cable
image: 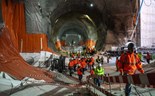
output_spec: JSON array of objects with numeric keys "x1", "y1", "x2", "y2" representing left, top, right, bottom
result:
[
  {"x1": 133, "y1": 85, "x2": 145, "y2": 96},
  {"x1": 129, "y1": 0, "x2": 144, "y2": 41}
]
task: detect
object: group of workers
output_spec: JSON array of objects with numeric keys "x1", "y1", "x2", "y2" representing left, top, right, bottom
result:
[
  {"x1": 68, "y1": 56, "x2": 105, "y2": 86},
  {"x1": 68, "y1": 57, "x2": 94, "y2": 76},
  {"x1": 68, "y1": 42, "x2": 145, "y2": 96},
  {"x1": 46, "y1": 41, "x2": 145, "y2": 96},
  {"x1": 47, "y1": 55, "x2": 66, "y2": 73},
  {"x1": 68, "y1": 56, "x2": 95, "y2": 83}
]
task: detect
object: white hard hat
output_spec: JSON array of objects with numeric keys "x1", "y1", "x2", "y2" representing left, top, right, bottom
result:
[
  {"x1": 99, "y1": 63, "x2": 102, "y2": 67},
  {"x1": 125, "y1": 41, "x2": 136, "y2": 49}
]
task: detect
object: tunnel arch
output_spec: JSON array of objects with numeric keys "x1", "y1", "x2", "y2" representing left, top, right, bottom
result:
[{"x1": 49, "y1": 0, "x2": 108, "y2": 54}]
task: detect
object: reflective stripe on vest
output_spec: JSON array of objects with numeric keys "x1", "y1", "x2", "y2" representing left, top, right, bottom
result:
[{"x1": 96, "y1": 68, "x2": 104, "y2": 75}]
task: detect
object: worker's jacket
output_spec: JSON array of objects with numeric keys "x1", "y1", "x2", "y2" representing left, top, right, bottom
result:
[
  {"x1": 77, "y1": 67, "x2": 83, "y2": 75},
  {"x1": 68, "y1": 60, "x2": 74, "y2": 67},
  {"x1": 80, "y1": 59, "x2": 87, "y2": 68},
  {"x1": 116, "y1": 59, "x2": 120, "y2": 68},
  {"x1": 90, "y1": 69, "x2": 95, "y2": 75},
  {"x1": 73, "y1": 59, "x2": 79, "y2": 65},
  {"x1": 146, "y1": 53, "x2": 151, "y2": 60},
  {"x1": 89, "y1": 57, "x2": 94, "y2": 65},
  {"x1": 95, "y1": 67, "x2": 104, "y2": 76},
  {"x1": 119, "y1": 52, "x2": 144, "y2": 75}
]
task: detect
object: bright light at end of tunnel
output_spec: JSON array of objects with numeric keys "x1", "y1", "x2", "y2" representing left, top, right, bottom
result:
[{"x1": 90, "y1": 3, "x2": 94, "y2": 7}]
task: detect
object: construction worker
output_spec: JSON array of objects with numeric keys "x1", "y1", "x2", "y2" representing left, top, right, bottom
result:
[
  {"x1": 87, "y1": 56, "x2": 94, "y2": 70},
  {"x1": 72, "y1": 58, "x2": 78, "y2": 72},
  {"x1": 96, "y1": 56, "x2": 101, "y2": 64},
  {"x1": 92, "y1": 65, "x2": 97, "y2": 85},
  {"x1": 48, "y1": 55, "x2": 54, "y2": 71},
  {"x1": 68, "y1": 59, "x2": 74, "y2": 76},
  {"x1": 58, "y1": 55, "x2": 65, "y2": 73},
  {"x1": 100, "y1": 56, "x2": 104, "y2": 65},
  {"x1": 115, "y1": 57, "x2": 120, "y2": 71},
  {"x1": 146, "y1": 52, "x2": 151, "y2": 64},
  {"x1": 90, "y1": 65, "x2": 95, "y2": 76},
  {"x1": 107, "y1": 55, "x2": 111, "y2": 63},
  {"x1": 95, "y1": 64, "x2": 104, "y2": 87},
  {"x1": 119, "y1": 42, "x2": 144, "y2": 96},
  {"x1": 77, "y1": 64, "x2": 83, "y2": 83},
  {"x1": 80, "y1": 58, "x2": 87, "y2": 74}
]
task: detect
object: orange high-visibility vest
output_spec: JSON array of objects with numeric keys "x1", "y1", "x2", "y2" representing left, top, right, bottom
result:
[
  {"x1": 119, "y1": 52, "x2": 144, "y2": 75},
  {"x1": 69, "y1": 60, "x2": 74, "y2": 67}
]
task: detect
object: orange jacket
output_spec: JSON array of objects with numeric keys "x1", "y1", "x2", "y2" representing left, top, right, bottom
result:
[
  {"x1": 68, "y1": 60, "x2": 74, "y2": 67},
  {"x1": 116, "y1": 59, "x2": 120, "y2": 69},
  {"x1": 72, "y1": 59, "x2": 78, "y2": 65},
  {"x1": 79, "y1": 58, "x2": 86, "y2": 68},
  {"x1": 118, "y1": 52, "x2": 144, "y2": 75},
  {"x1": 146, "y1": 53, "x2": 151, "y2": 60},
  {"x1": 80, "y1": 60, "x2": 87, "y2": 68},
  {"x1": 90, "y1": 69, "x2": 95, "y2": 75},
  {"x1": 89, "y1": 57, "x2": 94, "y2": 65},
  {"x1": 77, "y1": 67, "x2": 83, "y2": 75}
]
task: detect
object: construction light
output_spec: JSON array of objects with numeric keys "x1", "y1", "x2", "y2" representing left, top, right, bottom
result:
[{"x1": 90, "y1": 3, "x2": 94, "y2": 7}]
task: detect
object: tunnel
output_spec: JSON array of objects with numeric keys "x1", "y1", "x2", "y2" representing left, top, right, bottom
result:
[{"x1": 49, "y1": 0, "x2": 107, "y2": 54}]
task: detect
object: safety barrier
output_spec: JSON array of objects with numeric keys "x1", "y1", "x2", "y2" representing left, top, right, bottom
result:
[
  {"x1": 87, "y1": 80, "x2": 114, "y2": 96},
  {"x1": 104, "y1": 73, "x2": 155, "y2": 88},
  {"x1": 86, "y1": 75, "x2": 115, "y2": 96},
  {"x1": 86, "y1": 73, "x2": 155, "y2": 95}
]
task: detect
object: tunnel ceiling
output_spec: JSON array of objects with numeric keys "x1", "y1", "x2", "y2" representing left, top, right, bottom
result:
[
  {"x1": 25, "y1": 0, "x2": 138, "y2": 54},
  {"x1": 50, "y1": 0, "x2": 103, "y2": 27}
]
